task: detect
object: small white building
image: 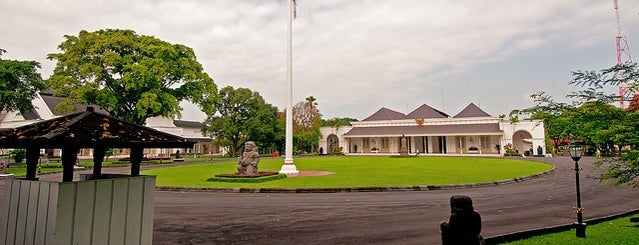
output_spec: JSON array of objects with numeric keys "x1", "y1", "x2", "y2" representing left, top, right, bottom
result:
[
  {"x1": 0, "y1": 91, "x2": 222, "y2": 157},
  {"x1": 319, "y1": 103, "x2": 546, "y2": 156}
]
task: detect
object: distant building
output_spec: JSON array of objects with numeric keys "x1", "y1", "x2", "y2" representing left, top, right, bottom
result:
[
  {"x1": 319, "y1": 103, "x2": 546, "y2": 156},
  {"x1": 0, "y1": 91, "x2": 222, "y2": 158}
]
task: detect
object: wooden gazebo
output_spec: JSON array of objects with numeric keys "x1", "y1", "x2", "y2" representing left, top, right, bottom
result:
[
  {"x1": 0, "y1": 107, "x2": 194, "y2": 245},
  {"x1": 0, "y1": 107, "x2": 193, "y2": 181}
]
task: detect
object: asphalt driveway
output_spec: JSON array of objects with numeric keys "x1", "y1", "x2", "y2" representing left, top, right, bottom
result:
[{"x1": 1, "y1": 156, "x2": 638, "y2": 244}]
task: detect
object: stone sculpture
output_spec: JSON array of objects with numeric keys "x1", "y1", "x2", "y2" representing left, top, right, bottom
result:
[
  {"x1": 440, "y1": 195, "x2": 484, "y2": 245},
  {"x1": 238, "y1": 141, "x2": 260, "y2": 175},
  {"x1": 0, "y1": 161, "x2": 7, "y2": 175}
]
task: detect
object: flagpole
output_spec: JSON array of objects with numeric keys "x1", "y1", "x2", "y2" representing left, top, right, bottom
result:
[{"x1": 280, "y1": 0, "x2": 298, "y2": 174}]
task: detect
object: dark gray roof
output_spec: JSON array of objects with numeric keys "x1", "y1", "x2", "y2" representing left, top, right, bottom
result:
[
  {"x1": 174, "y1": 120, "x2": 202, "y2": 128},
  {"x1": 405, "y1": 104, "x2": 449, "y2": 119},
  {"x1": 362, "y1": 107, "x2": 406, "y2": 121},
  {"x1": 0, "y1": 108, "x2": 194, "y2": 149},
  {"x1": 453, "y1": 103, "x2": 492, "y2": 118},
  {"x1": 343, "y1": 123, "x2": 501, "y2": 136},
  {"x1": 22, "y1": 109, "x2": 40, "y2": 120},
  {"x1": 41, "y1": 94, "x2": 108, "y2": 116}
]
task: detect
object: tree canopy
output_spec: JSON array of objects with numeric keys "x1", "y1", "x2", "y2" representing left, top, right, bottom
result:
[
  {"x1": 0, "y1": 49, "x2": 46, "y2": 114},
  {"x1": 203, "y1": 86, "x2": 280, "y2": 157},
  {"x1": 514, "y1": 63, "x2": 639, "y2": 187},
  {"x1": 292, "y1": 96, "x2": 322, "y2": 154},
  {"x1": 47, "y1": 29, "x2": 217, "y2": 125},
  {"x1": 321, "y1": 117, "x2": 358, "y2": 127}
]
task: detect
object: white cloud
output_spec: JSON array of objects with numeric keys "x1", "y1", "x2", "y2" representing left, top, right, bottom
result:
[{"x1": 2, "y1": 0, "x2": 637, "y2": 121}]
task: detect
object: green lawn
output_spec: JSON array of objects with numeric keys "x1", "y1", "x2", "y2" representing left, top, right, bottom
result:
[
  {"x1": 141, "y1": 156, "x2": 553, "y2": 188},
  {"x1": 6, "y1": 166, "x2": 64, "y2": 176},
  {"x1": 497, "y1": 214, "x2": 639, "y2": 245},
  {"x1": 6, "y1": 159, "x2": 183, "y2": 176}
]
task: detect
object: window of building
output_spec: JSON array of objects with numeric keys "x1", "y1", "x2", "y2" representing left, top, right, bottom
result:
[
  {"x1": 480, "y1": 136, "x2": 490, "y2": 148},
  {"x1": 381, "y1": 138, "x2": 389, "y2": 148}
]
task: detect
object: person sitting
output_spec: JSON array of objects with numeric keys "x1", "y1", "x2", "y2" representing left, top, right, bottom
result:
[{"x1": 440, "y1": 195, "x2": 483, "y2": 245}]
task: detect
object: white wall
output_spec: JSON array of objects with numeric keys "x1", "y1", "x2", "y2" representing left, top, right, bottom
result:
[
  {"x1": 500, "y1": 120, "x2": 546, "y2": 155},
  {"x1": 319, "y1": 126, "x2": 353, "y2": 153},
  {"x1": 1, "y1": 176, "x2": 156, "y2": 245}
]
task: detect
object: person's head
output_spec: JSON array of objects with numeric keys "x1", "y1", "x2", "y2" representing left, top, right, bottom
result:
[{"x1": 450, "y1": 195, "x2": 474, "y2": 214}]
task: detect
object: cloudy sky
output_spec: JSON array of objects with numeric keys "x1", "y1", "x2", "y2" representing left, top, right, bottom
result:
[{"x1": 2, "y1": 0, "x2": 639, "y2": 121}]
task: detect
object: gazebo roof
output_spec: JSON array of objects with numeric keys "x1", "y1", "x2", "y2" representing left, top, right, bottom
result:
[{"x1": 0, "y1": 108, "x2": 194, "y2": 149}]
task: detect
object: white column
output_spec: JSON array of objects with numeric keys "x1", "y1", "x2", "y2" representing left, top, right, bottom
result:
[{"x1": 280, "y1": 0, "x2": 298, "y2": 174}]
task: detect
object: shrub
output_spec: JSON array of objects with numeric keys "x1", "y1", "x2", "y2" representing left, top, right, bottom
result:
[
  {"x1": 206, "y1": 174, "x2": 287, "y2": 183},
  {"x1": 10, "y1": 149, "x2": 26, "y2": 163}
]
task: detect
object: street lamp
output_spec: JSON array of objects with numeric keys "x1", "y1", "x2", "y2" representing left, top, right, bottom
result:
[
  {"x1": 569, "y1": 140, "x2": 587, "y2": 238},
  {"x1": 552, "y1": 136, "x2": 561, "y2": 156}
]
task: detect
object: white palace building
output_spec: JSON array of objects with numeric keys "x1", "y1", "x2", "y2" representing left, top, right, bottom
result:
[{"x1": 319, "y1": 103, "x2": 546, "y2": 156}]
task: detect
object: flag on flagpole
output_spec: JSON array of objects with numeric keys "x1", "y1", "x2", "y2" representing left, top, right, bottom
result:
[{"x1": 293, "y1": 0, "x2": 297, "y2": 18}]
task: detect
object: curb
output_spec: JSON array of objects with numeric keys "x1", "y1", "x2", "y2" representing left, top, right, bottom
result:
[
  {"x1": 156, "y1": 165, "x2": 556, "y2": 193},
  {"x1": 484, "y1": 208, "x2": 639, "y2": 244}
]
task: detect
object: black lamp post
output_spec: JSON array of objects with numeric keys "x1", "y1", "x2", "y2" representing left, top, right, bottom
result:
[
  {"x1": 569, "y1": 140, "x2": 587, "y2": 238},
  {"x1": 552, "y1": 136, "x2": 561, "y2": 156}
]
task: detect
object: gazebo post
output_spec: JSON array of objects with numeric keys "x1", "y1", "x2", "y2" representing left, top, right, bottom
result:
[
  {"x1": 25, "y1": 147, "x2": 40, "y2": 181},
  {"x1": 130, "y1": 146, "x2": 143, "y2": 176},
  {"x1": 61, "y1": 147, "x2": 79, "y2": 182},
  {"x1": 92, "y1": 145, "x2": 106, "y2": 179}
]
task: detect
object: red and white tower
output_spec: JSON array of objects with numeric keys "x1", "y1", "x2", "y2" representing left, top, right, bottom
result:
[{"x1": 614, "y1": 0, "x2": 633, "y2": 107}]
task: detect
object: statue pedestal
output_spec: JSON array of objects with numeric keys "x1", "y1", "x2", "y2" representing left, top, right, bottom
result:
[
  {"x1": 399, "y1": 136, "x2": 409, "y2": 156},
  {"x1": 279, "y1": 164, "x2": 299, "y2": 174},
  {"x1": 399, "y1": 148, "x2": 409, "y2": 156}
]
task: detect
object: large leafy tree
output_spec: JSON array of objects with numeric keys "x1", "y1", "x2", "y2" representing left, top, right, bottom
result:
[
  {"x1": 47, "y1": 29, "x2": 217, "y2": 125},
  {"x1": 0, "y1": 49, "x2": 46, "y2": 114},
  {"x1": 203, "y1": 86, "x2": 279, "y2": 157},
  {"x1": 291, "y1": 96, "x2": 321, "y2": 153},
  {"x1": 515, "y1": 63, "x2": 639, "y2": 187},
  {"x1": 290, "y1": 96, "x2": 322, "y2": 153}
]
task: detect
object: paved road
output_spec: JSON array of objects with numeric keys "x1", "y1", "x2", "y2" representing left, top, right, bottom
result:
[{"x1": 1, "y1": 156, "x2": 638, "y2": 244}]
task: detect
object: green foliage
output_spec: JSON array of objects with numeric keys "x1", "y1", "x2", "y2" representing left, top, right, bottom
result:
[
  {"x1": 105, "y1": 148, "x2": 114, "y2": 160},
  {"x1": 503, "y1": 144, "x2": 520, "y2": 156},
  {"x1": 0, "y1": 49, "x2": 46, "y2": 114},
  {"x1": 203, "y1": 86, "x2": 280, "y2": 157},
  {"x1": 206, "y1": 174, "x2": 287, "y2": 183},
  {"x1": 10, "y1": 149, "x2": 26, "y2": 163},
  {"x1": 321, "y1": 117, "x2": 358, "y2": 127},
  {"x1": 498, "y1": 213, "x2": 639, "y2": 244},
  {"x1": 513, "y1": 63, "x2": 639, "y2": 187},
  {"x1": 7, "y1": 166, "x2": 63, "y2": 176},
  {"x1": 292, "y1": 96, "x2": 322, "y2": 153},
  {"x1": 595, "y1": 151, "x2": 639, "y2": 188},
  {"x1": 563, "y1": 102, "x2": 639, "y2": 154},
  {"x1": 570, "y1": 64, "x2": 639, "y2": 103},
  {"x1": 47, "y1": 29, "x2": 217, "y2": 124}
]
